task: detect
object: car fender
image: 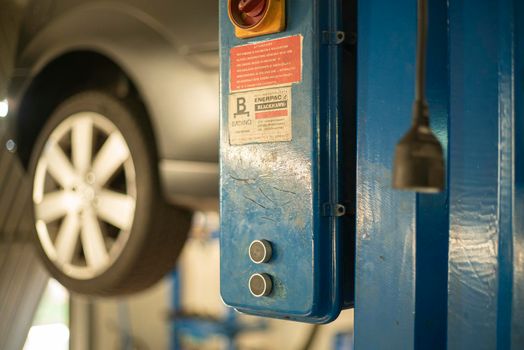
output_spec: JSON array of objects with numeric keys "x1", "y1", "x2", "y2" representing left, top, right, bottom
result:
[{"x1": 14, "y1": 2, "x2": 219, "y2": 163}]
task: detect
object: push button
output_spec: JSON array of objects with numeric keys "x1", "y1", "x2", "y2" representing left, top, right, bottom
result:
[
  {"x1": 249, "y1": 273, "x2": 273, "y2": 297},
  {"x1": 249, "y1": 239, "x2": 272, "y2": 264}
]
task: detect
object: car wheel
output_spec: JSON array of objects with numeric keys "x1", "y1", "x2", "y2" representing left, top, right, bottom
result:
[{"x1": 29, "y1": 91, "x2": 191, "y2": 296}]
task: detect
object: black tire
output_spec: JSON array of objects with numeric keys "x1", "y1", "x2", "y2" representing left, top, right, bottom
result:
[{"x1": 29, "y1": 91, "x2": 191, "y2": 296}]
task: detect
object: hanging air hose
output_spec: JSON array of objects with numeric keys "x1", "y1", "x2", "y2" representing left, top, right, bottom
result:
[{"x1": 392, "y1": 0, "x2": 445, "y2": 193}]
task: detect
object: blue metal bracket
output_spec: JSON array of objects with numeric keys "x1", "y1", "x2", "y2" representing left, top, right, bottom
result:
[{"x1": 219, "y1": 0, "x2": 356, "y2": 323}]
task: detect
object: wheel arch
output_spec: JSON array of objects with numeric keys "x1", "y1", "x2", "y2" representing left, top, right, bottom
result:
[
  {"x1": 14, "y1": 49, "x2": 158, "y2": 170},
  {"x1": 11, "y1": 2, "x2": 219, "y2": 167}
]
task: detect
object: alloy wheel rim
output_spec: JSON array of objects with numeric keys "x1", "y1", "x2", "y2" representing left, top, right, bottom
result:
[{"x1": 33, "y1": 112, "x2": 137, "y2": 279}]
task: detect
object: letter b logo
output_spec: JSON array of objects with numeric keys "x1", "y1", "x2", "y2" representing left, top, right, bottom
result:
[{"x1": 234, "y1": 97, "x2": 249, "y2": 118}]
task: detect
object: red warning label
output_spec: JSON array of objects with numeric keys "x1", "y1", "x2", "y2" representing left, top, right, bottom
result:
[{"x1": 230, "y1": 35, "x2": 302, "y2": 92}]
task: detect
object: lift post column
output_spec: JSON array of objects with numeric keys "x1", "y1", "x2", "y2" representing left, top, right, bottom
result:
[
  {"x1": 219, "y1": 0, "x2": 356, "y2": 323},
  {"x1": 356, "y1": 0, "x2": 524, "y2": 349}
]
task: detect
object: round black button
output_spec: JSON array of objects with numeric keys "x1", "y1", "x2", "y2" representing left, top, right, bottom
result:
[
  {"x1": 249, "y1": 240, "x2": 272, "y2": 264},
  {"x1": 249, "y1": 273, "x2": 272, "y2": 297}
]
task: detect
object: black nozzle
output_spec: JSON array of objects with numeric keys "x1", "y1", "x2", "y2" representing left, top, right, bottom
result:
[
  {"x1": 392, "y1": 0, "x2": 445, "y2": 193},
  {"x1": 392, "y1": 101, "x2": 444, "y2": 193}
]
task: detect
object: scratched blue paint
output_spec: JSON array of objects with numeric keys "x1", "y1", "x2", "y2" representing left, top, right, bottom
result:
[
  {"x1": 447, "y1": 0, "x2": 524, "y2": 348},
  {"x1": 356, "y1": 0, "x2": 524, "y2": 348},
  {"x1": 355, "y1": 1, "x2": 417, "y2": 349},
  {"x1": 513, "y1": 1, "x2": 524, "y2": 347},
  {"x1": 495, "y1": 1, "x2": 514, "y2": 349},
  {"x1": 219, "y1": 0, "x2": 354, "y2": 323},
  {"x1": 447, "y1": 0, "x2": 510, "y2": 348}
]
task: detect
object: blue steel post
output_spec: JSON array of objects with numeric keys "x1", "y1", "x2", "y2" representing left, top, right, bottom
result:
[
  {"x1": 356, "y1": 0, "x2": 422, "y2": 348},
  {"x1": 496, "y1": 1, "x2": 514, "y2": 348},
  {"x1": 447, "y1": 1, "x2": 499, "y2": 347},
  {"x1": 414, "y1": 0, "x2": 449, "y2": 348},
  {"x1": 357, "y1": 0, "x2": 524, "y2": 349},
  {"x1": 171, "y1": 270, "x2": 181, "y2": 350},
  {"x1": 446, "y1": 0, "x2": 522, "y2": 348},
  {"x1": 514, "y1": 1, "x2": 524, "y2": 346}
]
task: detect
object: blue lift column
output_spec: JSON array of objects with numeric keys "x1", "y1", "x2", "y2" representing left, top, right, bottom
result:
[
  {"x1": 220, "y1": 0, "x2": 524, "y2": 347},
  {"x1": 219, "y1": 0, "x2": 356, "y2": 323},
  {"x1": 356, "y1": 0, "x2": 524, "y2": 349}
]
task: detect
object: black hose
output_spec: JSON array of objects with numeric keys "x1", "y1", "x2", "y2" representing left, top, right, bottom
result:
[{"x1": 415, "y1": 0, "x2": 428, "y2": 103}]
